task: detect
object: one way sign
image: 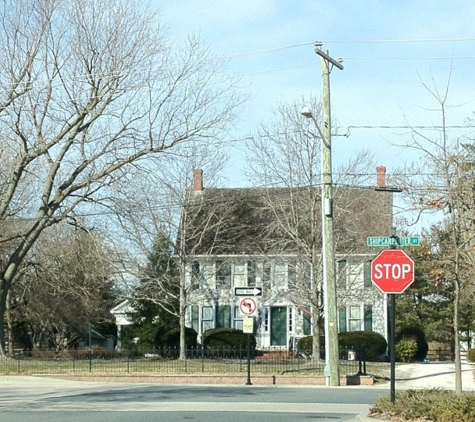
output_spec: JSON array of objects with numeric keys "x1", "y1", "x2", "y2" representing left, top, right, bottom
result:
[{"x1": 234, "y1": 287, "x2": 262, "y2": 297}]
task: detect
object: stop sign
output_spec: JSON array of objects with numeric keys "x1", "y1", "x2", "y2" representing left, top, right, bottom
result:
[{"x1": 371, "y1": 249, "x2": 415, "y2": 294}]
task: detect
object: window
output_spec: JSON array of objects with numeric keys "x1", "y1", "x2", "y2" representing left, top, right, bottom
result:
[
  {"x1": 337, "y1": 260, "x2": 347, "y2": 288},
  {"x1": 288, "y1": 262, "x2": 297, "y2": 288},
  {"x1": 349, "y1": 306, "x2": 361, "y2": 331},
  {"x1": 339, "y1": 305, "x2": 373, "y2": 332},
  {"x1": 233, "y1": 263, "x2": 246, "y2": 287},
  {"x1": 202, "y1": 306, "x2": 213, "y2": 333},
  {"x1": 216, "y1": 261, "x2": 231, "y2": 288},
  {"x1": 233, "y1": 306, "x2": 243, "y2": 330},
  {"x1": 273, "y1": 262, "x2": 287, "y2": 288},
  {"x1": 263, "y1": 307, "x2": 269, "y2": 332}
]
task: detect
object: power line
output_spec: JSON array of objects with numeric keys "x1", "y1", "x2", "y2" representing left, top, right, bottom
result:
[{"x1": 321, "y1": 37, "x2": 475, "y2": 44}]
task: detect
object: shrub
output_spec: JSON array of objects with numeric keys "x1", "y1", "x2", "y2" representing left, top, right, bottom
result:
[
  {"x1": 396, "y1": 327, "x2": 428, "y2": 361},
  {"x1": 396, "y1": 339, "x2": 418, "y2": 362},
  {"x1": 296, "y1": 336, "x2": 324, "y2": 350},
  {"x1": 467, "y1": 348, "x2": 475, "y2": 362},
  {"x1": 297, "y1": 331, "x2": 387, "y2": 361},
  {"x1": 338, "y1": 331, "x2": 387, "y2": 361},
  {"x1": 156, "y1": 326, "x2": 197, "y2": 349},
  {"x1": 203, "y1": 328, "x2": 256, "y2": 349},
  {"x1": 371, "y1": 389, "x2": 475, "y2": 422}
]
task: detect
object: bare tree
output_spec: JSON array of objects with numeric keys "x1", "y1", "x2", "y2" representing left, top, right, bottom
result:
[
  {"x1": 0, "y1": 0, "x2": 240, "y2": 356},
  {"x1": 245, "y1": 97, "x2": 387, "y2": 359},
  {"x1": 106, "y1": 148, "x2": 234, "y2": 359},
  {"x1": 392, "y1": 73, "x2": 475, "y2": 393},
  {"x1": 11, "y1": 224, "x2": 114, "y2": 351}
]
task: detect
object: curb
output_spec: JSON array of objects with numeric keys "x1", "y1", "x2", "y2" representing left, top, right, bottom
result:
[{"x1": 355, "y1": 414, "x2": 386, "y2": 422}]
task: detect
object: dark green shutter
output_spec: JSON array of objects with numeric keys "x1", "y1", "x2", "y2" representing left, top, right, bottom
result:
[
  {"x1": 338, "y1": 307, "x2": 347, "y2": 332},
  {"x1": 216, "y1": 305, "x2": 231, "y2": 328},
  {"x1": 191, "y1": 305, "x2": 199, "y2": 333},
  {"x1": 364, "y1": 305, "x2": 373, "y2": 331},
  {"x1": 303, "y1": 314, "x2": 311, "y2": 336},
  {"x1": 364, "y1": 261, "x2": 372, "y2": 287}
]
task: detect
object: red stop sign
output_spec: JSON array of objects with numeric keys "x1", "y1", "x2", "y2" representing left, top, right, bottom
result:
[{"x1": 371, "y1": 249, "x2": 415, "y2": 294}]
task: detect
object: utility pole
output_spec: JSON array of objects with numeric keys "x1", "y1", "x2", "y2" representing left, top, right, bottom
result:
[
  {"x1": 317, "y1": 43, "x2": 343, "y2": 386},
  {"x1": 302, "y1": 44, "x2": 343, "y2": 386}
]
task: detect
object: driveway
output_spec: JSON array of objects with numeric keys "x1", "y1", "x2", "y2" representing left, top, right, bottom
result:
[{"x1": 390, "y1": 361, "x2": 475, "y2": 391}]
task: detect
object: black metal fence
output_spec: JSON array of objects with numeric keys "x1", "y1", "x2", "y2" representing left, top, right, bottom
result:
[{"x1": 0, "y1": 347, "x2": 366, "y2": 376}]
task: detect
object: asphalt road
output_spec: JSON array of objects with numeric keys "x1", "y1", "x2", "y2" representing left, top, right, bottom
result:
[{"x1": 0, "y1": 377, "x2": 387, "y2": 422}]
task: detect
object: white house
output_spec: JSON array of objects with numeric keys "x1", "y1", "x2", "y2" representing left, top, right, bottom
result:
[{"x1": 180, "y1": 168, "x2": 393, "y2": 350}]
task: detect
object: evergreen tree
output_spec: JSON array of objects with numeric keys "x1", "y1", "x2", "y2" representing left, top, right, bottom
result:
[{"x1": 123, "y1": 230, "x2": 188, "y2": 351}]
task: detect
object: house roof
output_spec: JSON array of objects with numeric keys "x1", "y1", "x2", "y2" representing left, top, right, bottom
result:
[{"x1": 180, "y1": 178, "x2": 393, "y2": 257}]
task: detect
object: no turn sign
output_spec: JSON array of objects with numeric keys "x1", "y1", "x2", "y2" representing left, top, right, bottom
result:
[{"x1": 239, "y1": 297, "x2": 257, "y2": 316}]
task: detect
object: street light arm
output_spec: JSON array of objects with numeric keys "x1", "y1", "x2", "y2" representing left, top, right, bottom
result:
[{"x1": 301, "y1": 107, "x2": 329, "y2": 149}]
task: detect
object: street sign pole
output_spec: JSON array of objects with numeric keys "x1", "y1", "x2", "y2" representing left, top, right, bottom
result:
[
  {"x1": 390, "y1": 292, "x2": 396, "y2": 403},
  {"x1": 371, "y1": 241, "x2": 415, "y2": 404},
  {"x1": 389, "y1": 236, "x2": 397, "y2": 405},
  {"x1": 243, "y1": 317, "x2": 254, "y2": 386},
  {"x1": 246, "y1": 332, "x2": 252, "y2": 385}
]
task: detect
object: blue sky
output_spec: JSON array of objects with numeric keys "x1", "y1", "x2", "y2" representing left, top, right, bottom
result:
[{"x1": 151, "y1": 1, "x2": 475, "y2": 189}]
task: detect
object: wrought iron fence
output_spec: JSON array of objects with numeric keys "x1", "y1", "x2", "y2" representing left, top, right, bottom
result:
[{"x1": 0, "y1": 347, "x2": 365, "y2": 376}]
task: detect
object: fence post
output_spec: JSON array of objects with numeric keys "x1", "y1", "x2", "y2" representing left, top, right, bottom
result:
[
  {"x1": 358, "y1": 345, "x2": 362, "y2": 375},
  {"x1": 362, "y1": 346, "x2": 367, "y2": 376},
  {"x1": 184, "y1": 346, "x2": 188, "y2": 373}
]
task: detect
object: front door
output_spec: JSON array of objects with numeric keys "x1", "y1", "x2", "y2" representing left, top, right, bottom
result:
[{"x1": 270, "y1": 307, "x2": 287, "y2": 346}]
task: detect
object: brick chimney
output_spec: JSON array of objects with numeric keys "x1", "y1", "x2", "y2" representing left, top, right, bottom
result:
[
  {"x1": 193, "y1": 169, "x2": 203, "y2": 191},
  {"x1": 376, "y1": 166, "x2": 386, "y2": 189}
]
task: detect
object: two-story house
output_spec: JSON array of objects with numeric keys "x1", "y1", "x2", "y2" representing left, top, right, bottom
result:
[{"x1": 181, "y1": 168, "x2": 393, "y2": 350}]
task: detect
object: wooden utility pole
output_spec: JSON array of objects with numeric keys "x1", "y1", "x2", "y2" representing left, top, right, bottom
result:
[
  {"x1": 318, "y1": 46, "x2": 343, "y2": 386},
  {"x1": 302, "y1": 44, "x2": 343, "y2": 386}
]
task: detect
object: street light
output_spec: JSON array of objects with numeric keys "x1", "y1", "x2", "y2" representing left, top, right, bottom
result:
[{"x1": 301, "y1": 106, "x2": 339, "y2": 386}]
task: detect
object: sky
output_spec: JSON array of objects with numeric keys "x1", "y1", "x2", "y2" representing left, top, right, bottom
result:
[{"x1": 150, "y1": 1, "x2": 475, "y2": 207}]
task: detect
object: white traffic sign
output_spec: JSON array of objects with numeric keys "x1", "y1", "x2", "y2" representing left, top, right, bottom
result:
[
  {"x1": 239, "y1": 297, "x2": 257, "y2": 316},
  {"x1": 234, "y1": 287, "x2": 262, "y2": 297}
]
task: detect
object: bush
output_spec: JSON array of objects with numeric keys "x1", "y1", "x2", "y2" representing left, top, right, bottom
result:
[
  {"x1": 156, "y1": 326, "x2": 197, "y2": 349},
  {"x1": 296, "y1": 331, "x2": 387, "y2": 361},
  {"x1": 396, "y1": 339, "x2": 418, "y2": 362},
  {"x1": 203, "y1": 328, "x2": 256, "y2": 349},
  {"x1": 467, "y1": 348, "x2": 475, "y2": 362},
  {"x1": 396, "y1": 327, "x2": 428, "y2": 361},
  {"x1": 296, "y1": 336, "x2": 324, "y2": 350},
  {"x1": 371, "y1": 389, "x2": 475, "y2": 422},
  {"x1": 338, "y1": 331, "x2": 387, "y2": 361}
]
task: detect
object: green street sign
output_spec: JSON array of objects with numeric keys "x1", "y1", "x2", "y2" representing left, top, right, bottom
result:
[{"x1": 367, "y1": 236, "x2": 420, "y2": 247}]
